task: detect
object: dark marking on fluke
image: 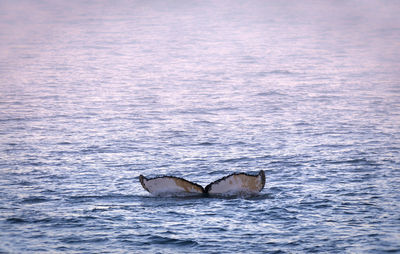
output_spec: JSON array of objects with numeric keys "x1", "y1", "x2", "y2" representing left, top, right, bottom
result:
[
  {"x1": 139, "y1": 170, "x2": 265, "y2": 196},
  {"x1": 139, "y1": 175, "x2": 205, "y2": 195}
]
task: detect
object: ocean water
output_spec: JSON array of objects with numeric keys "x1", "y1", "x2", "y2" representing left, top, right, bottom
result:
[{"x1": 1, "y1": 0, "x2": 400, "y2": 253}]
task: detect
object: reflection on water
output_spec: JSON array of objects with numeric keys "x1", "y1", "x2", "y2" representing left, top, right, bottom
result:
[{"x1": 0, "y1": 0, "x2": 400, "y2": 253}]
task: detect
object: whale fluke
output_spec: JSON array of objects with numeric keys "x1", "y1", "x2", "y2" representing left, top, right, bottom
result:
[
  {"x1": 139, "y1": 175, "x2": 205, "y2": 196},
  {"x1": 205, "y1": 170, "x2": 265, "y2": 195},
  {"x1": 139, "y1": 170, "x2": 265, "y2": 196}
]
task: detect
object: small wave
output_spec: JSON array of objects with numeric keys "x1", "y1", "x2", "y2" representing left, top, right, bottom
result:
[
  {"x1": 256, "y1": 90, "x2": 287, "y2": 97},
  {"x1": 0, "y1": 117, "x2": 34, "y2": 122},
  {"x1": 147, "y1": 235, "x2": 198, "y2": 247},
  {"x1": 217, "y1": 156, "x2": 271, "y2": 165},
  {"x1": 6, "y1": 217, "x2": 27, "y2": 224},
  {"x1": 60, "y1": 235, "x2": 109, "y2": 244},
  {"x1": 247, "y1": 193, "x2": 274, "y2": 200},
  {"x1": 5, "y1": 216, "x2": 52, "y2": 224},
  {"x1": 299, "y1": 197, "x2": 334, "y2": 209},
  {"x1": 177, "y1": 109, "x2": 216, "y2": 115},
  {"x1": 20, "y1": 196, "x2": 50, "y2": 204},
  {"x1": 326, "y1": 158, "x2": 378, "y2": 166},
  {"x1": 294, "y1": 121, "x2": 312, "y2": 126},
  {"x1": 67, "y1": 194, "x2": 142, "y2": 202},
  {"x1": 256, "y1": 70, "x2": 297, "y2": 76},
  {"x1": 48, "y1": 216, "x2": 100, "y2": 228},
  {"x1": 193, "y1": 119, "x2": 215, "y2": 125},
  {"x1": 196, "y1": 142, "x2": 215, "y2": 146},
  {"x1": 218, "y1": 157, "x2": 252, "y2": 163},
  {"x1": 5, "y1": 214, "x2": 99, "y2": 226},
  {"x1": 57, "y1": 141, "x2": 73, "y2": 145},
  {"x1": 16, "y1": 180, "x2": 34, "y2": 186}
]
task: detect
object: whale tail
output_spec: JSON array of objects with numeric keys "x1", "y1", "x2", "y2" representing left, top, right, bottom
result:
[{"x1": 139, "y1": 170, "x2": 265, "y2": 196}]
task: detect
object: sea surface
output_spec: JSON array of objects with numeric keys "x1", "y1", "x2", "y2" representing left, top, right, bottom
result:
[{"x1": 1, "y1": 0, "x2": 400, "y2": 253}]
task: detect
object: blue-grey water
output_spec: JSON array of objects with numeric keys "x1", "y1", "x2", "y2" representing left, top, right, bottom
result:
[{"x1": 1, "y1": 0, "x2": 400, "y2": 253}]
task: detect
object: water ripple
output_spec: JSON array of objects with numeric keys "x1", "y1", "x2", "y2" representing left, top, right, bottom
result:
[{"x1": 1, "y1": 0, "x2": 399, "y2": 253}]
